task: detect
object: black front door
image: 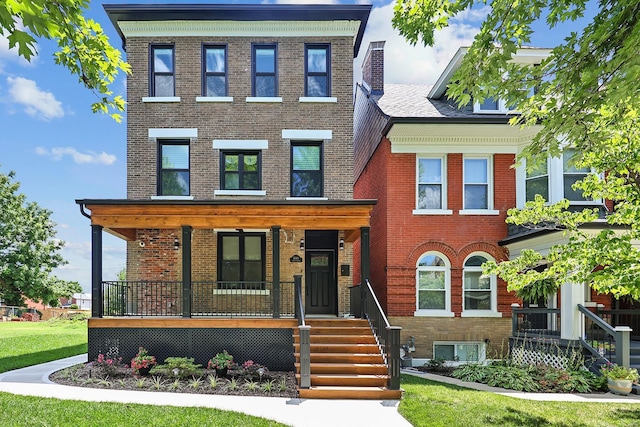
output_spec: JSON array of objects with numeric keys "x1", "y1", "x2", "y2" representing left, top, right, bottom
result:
[{"x1": 305, "y1": 251, "x2": 336, "y2": 315}]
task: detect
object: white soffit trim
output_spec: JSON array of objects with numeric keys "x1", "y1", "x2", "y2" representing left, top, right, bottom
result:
[
  {"x1": 119, "y1": 20, "x2": 361, "y2": 38},
  {"x1": 282, "y1": 130, "x2": 332, "y2": 140},
  {"x1": 212, "y1": 140, "x2": 269, "y2": 150},
  {"x1": 148, "y1": 128, "x2": 198, "y2": 140},
  {"x1": 388, "y1": 124, "x2": 541, "y2": 154}
]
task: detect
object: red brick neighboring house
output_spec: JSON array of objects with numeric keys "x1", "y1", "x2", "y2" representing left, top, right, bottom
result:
[{"x1": 353, "y1": 43, "x2": 634, "y2": 365}]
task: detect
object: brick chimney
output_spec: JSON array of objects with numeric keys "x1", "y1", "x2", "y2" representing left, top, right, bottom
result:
[{"x1": 362, "y1": 41, "x2": 385, "y2": 95}]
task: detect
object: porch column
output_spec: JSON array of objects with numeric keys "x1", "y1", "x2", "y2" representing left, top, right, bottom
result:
[
  {"x1": 360, "y1": 226, "x2": 370, "y2": 318},
  {"x1": 91, "y1": 225, "x2": 103, "y2": 318},
  {"x1": 272, "y1": 226, "x2": 281, "y2": 318},
  {"x1": 560, "y1": 281, "x2": 585, "y2": 340},
  {"x1": 181, "y1": 225, "x2": 192, "y2": 318}
]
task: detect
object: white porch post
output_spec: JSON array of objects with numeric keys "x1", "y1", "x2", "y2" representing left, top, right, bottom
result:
[{"x1": 560, "y1": 281, "x2": 585, "y2": 340}]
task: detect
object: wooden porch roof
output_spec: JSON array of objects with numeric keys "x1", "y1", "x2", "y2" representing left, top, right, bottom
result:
[{"x1": 76, "y1": 199, "x2": 376, "y2": 242}]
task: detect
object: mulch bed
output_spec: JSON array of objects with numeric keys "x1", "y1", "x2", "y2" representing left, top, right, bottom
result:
[{"x1": 49, "y1": 363, "x2": 299, "y2": 398}]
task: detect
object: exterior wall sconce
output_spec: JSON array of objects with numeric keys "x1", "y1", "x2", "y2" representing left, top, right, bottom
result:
[
  {"x1": 174, "y1": 237, "x2": 180, "y2": 250},
  {"x1": 299, "y1": 239, "x2": 305, "y2": 251},
  {"x1": 339, "y1": 239, "x2": 345, "y2": 250}
]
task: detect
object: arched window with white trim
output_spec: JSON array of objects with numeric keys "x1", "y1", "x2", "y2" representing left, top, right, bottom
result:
[
  {"x1": 461, "y1": 253, "x2": 500, "y2": 317},
  {"x1": 415, "y1": 252, "x2": 453, "y2": 317}
]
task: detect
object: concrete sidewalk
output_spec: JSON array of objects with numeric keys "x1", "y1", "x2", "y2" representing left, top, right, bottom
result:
[{"x1": 0, "y1": 355, "x2": 412, "y2": 427}]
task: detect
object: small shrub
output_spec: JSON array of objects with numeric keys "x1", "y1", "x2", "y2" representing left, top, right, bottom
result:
[
  {"x1": 207, "y1": 374, "x2": 219, "y2": 389},
  {"x1": 208, "y1": 350, "x2": 234, "y2": 370},
  {"x1": 150, "y1": 376, "x2": 164, "y2": 390},
  {"x1": 245, "y1": 380, "x2": 259, "y2": 391},
  {"x1": 188, "y1": 376, "x2": 203, "y2": 389},
  {"x1": 226, "y1": 378, "x2": 239, "y2": 391},
  {"x1": 239, "y1": 360, "x2": 268, "y2": 381},
  {"x1": 92, "y1": 351, "x2": 124, "y2": 377},
  {"x1": 152, "y1": 357, "x2": 202, "y2": 378},
  {"x1": 277, "y1": 377, "x2": 288, "y2": 392},
  {"x1": 135, "y1": 378, "x2": 147, "y2": 388}
]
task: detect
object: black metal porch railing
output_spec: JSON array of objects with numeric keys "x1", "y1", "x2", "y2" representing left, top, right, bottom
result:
[
  {"x1": 350, "y1": 280, "x2": 401, "y2": 391},
  {"x1": 102, "y1": 280, "x2": 295, "y2": 318},
  {"x1": 596, "y1": 308, "x2": 640, "y2": 340},
  {"x1": 511, "y1": 307, "x2": 561, "y2": 337}
]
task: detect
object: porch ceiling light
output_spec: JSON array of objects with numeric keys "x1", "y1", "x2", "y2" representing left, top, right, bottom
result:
[{"x1": 300, "y1": 239, "x2": 305, "y2": 251}]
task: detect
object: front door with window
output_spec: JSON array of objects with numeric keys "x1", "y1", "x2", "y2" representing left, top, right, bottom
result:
[{"x1": 305, "y1": 251, "x2": 336, "y2": 315}]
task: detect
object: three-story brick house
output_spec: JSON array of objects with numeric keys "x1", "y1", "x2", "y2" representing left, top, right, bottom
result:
[{"x1": 76, "y1": 5, "x2": 399, "y2": 399}]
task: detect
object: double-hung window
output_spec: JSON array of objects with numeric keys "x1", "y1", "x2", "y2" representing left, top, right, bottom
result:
[
  {"x1": 416, "y1": 253, "x2": 452, "y2": 315},
  {"x1": 221, "y1": 151, "x2": 261, "y2": 190},
  {"x1": 462, "y1": 254, "x2": 498, "y2": 316},
  {"x1": 291, "y1": 142, "x2": 322, "y2": 197},
  {"x1": 150, "y1": 45, "x2": 175, "y2": 97},
  {"x1": 252, "y1": 44, "x2": 277, "y2": 97},
  {"x1": 525, "y1": 158, "x2": 549, "y2": 202},
  {"x1": 563, "y1": 148, "x2": 590, "y2": 202},
  {"x1": 203, "y1": 45, "x2": 227, "y2": 97},
  {"x1": 158, "y1": 140, "x2": 189, "y2": 196},
  {"x1": 218, "y1": 232, "x2": 265, "y2": 290},
  {"x1": 416, "y1": 157, "x2": 446, "y2": 211},
  {"x1": 305, "y1": 44, "x2": 330, "y2": 97},
  {"x1": 463, "y1": 157, "x2": 491, "y2": 210}
]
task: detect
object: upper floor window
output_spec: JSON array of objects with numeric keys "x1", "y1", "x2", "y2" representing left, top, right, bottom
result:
[
  {"x1": 416, "y1": 252, "x2": 451, "y2": 315},
  {"x1": 478, "y1": 97, "x2": 500, "y2": 112},
  {"x1": 150, "y1": 45, "x2": 175, "y2": 97},
  {"x1": 305, "y1": 44, "x2": 330, "y2": 97},
  {"x1": 463, "y1": 157, "x2": 492, "y2": 210},
  {"x1": 520, "y1": 149, "x2": 596, "y2": 206},
  {"x1": 158, "y1": 140, "x2": 189, "y2": 196},
  {"x1": 203, "y1": 45, "x2": 227, "y2": 97},
  {"x1": 252, "y1": 44, "x2": 277, "y2": 97},
  {"x1": 291, "y1": 142, "x2": 322, "y2": 197},
  {"x1": 221, "y1": 151, "x2": 261, "y2": 191},
  {"x1": 417, "y1": 157, "x2": 446, "y2": 210},
  {"x1": 525, "y1": 158, "x2": 549, "y2": 202},
  {"x1": 462, "y1": 254, "x2": 497, "y2": 315},
  {"x1": 218, "y1": 232, "x2": 265, "y2": 290},
  {"x1": 563, "y1": 148, "x2": 590, "y2": 202}
]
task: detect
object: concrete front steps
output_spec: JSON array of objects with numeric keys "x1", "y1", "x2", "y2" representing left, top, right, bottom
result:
[{"x1": 293, "y1": 318, "x2": 402, "y2": 399}]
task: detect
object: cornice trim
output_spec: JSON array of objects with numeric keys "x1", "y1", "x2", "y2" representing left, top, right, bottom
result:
[{"x1": 119, "y1": 20, "x2": 361, "y2": 39}]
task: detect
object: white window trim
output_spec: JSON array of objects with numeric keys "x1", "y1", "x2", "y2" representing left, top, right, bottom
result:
[
  {"x1": 462, "y1": 155, "x2": 494, "y2": 211},
  {"x1": 282, "y1": 129, "x2": 332, "y2": 141},
  {"x1": 150, "y1": 195, "x2": 194, "y2": 200},
  {"x1": 212, "y1": 140, "x2": 268, "y2": 150},
  {"x1": 461, "y1": 252, "x2": 500, "y2": 317},
  {"x1": 285, "y1": 197, "x2": 329, "y2": 201},
  {"x1": 414, "y1": 252, "x2": 454, "y2": 317},
  {"x1": 517, "y1": 153, "x2": 603, "y2": 208},
  {"x1": 416, "y1": 155, "x2": 448, "y2": 212},
  {"x1": 196, "y1": 96, "x2": 233, "y2": 103},
  {"x1": 298, "y1": 97, "x2": 337, "y2": 103},
  {"x1": 149, "y1": 128, "x2": 198, "y2": 141},
  {"x1": 142, "y1": 96, "x2": 181, "y2": 103},
  {"x1": 246, "y1": 97, "x2": 283, "y2": 103},
  {"x1": 433, "y1": 341, "x2": 486, "y2": 363},
  {"x1": 215, "y1": 190, "x2": 266, "y2": 196},
  {"x1": 412, "y1": 209, "x2": 453, "y2": 215}
]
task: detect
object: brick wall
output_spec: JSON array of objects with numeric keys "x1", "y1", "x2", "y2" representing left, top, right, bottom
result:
[{"x1": 126, "y1": 36, "x2": 355, "y2": 200}]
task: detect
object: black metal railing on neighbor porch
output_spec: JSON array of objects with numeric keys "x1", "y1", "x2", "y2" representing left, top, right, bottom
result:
[
  {"x1": 350, "y1": 279, "x2": 401, "y2": 391},
  {"x1": 102, "y1": 280, "x2": 296, "y2": 318},
  {"x1": 512, "y1": 307, "x2": 561, "y2": 337}
]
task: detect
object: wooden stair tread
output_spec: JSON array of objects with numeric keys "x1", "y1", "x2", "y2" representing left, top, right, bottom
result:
[{"x1": 298, "y1": 386, "x2": 402, "y2": 400}]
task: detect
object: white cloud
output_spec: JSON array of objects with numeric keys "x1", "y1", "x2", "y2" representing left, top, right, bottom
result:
[
  {"x1": 0, "y1": 31, "x2": 38, "y2": 72},
  {"x1": 356, "y1": 2, "x2": 480, "y2": 85},
  {"x1": 7, "y1": 76, "x2": 64, "y2": 120},
  {"x1": 36, "y1": 146, "x2": 117, "y2": 165}
]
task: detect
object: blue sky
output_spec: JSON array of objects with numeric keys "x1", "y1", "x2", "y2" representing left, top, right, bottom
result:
[{"x1": 0, "y1": 0, "x2": 592, "y2": 293}]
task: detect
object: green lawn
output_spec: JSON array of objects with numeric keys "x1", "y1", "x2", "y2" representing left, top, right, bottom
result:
[
  {"x1": 0, "y1": 320, "x2": 87, "y2": 373},
  {"x1": 399, "y1": 374, "x2": 640, "y2": 427},
  {"x1": 0, "y1": 392, "x2": 287, "y2": 427}
]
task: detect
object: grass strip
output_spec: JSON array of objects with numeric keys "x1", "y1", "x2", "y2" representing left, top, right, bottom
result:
[
  {"x1": 0, "y1": 392, "x2": 286, "y2": 427},
  {"x1": 399, "y1": 374, "x2": 640, "y2": 427}
]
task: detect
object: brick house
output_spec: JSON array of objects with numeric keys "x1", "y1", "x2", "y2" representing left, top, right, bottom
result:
[
  {"x1": 353, "y1": 42, "x2": 638, "y2": 367},
  {"x1": 76, "y1": 3, "x2": 402, "y2": 399}
]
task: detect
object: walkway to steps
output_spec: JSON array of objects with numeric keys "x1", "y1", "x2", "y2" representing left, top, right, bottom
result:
[{"x1": 294, "y1": 318, "x2": 402, "y2": 399}]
